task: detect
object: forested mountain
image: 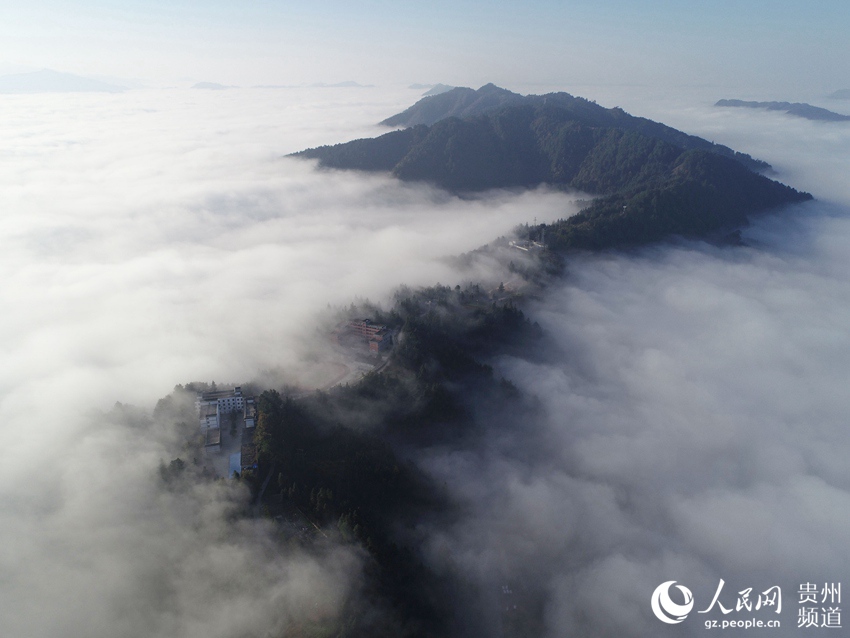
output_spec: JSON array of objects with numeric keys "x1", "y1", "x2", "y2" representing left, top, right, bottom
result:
[
  {"x1": 241, "y1": 287, "x2": 545, "y2": 636},
  {"x1": 715, "y1": 99, "x2": 850, "y2": 122},
  {"x1": 537, "y1": 149, "x2": 809, "y2": 252},
  {"x1": 378, "y1": 84, "x2": 767, "y2": 171},
  {"x1": 420, "y1": 83, "x2": 455, "y2": 97},
  {"x1": 292, "y1": 86, "x2": 811, "y2": 252},
  {"x1": 381, "y1": 83, "x2": 526, "y2": 127}
]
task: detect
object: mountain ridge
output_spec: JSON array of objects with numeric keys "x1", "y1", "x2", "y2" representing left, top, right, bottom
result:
[
  {"x1": 292, "y1": 85, "x2": 811, "y2": 253},
  {"x1": 716, "y1": 99, "x2": 850, "y2": 122},
  {"x1": 381, "y1": 84, "x2": 768, "y2": 172}
]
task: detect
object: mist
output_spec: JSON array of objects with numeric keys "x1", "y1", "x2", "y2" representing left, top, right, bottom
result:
[
  {"x1": 2, "y1": 80, "x2": 848, "y2": 636},
  {"x1": 416, "y1": 101, "x2": 850, "y2": 636},
  {"x1": 0, "y1": 86, "x2": 580, "y2": 636}
]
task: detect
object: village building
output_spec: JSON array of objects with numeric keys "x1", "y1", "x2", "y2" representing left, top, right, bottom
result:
[
  {"x1": 199, "y1": 403, "x2": 219, "y2": 429},
  {"x1": 341, "y1": 319, "x2": 393, "y2": 352},
  {"x1": 196, "y1": 386, "x2": 245, "y2": 429},
  {"x1": 203, "y1": 427, "x2": 221, "y2": 453}
]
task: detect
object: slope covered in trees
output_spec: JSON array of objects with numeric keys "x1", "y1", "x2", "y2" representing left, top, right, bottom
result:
[
  {"x1": 378, "y1": 84, "x2": 768, "y2": 170},
  {"x1": 244, "y1": 286, "x2": 548, "y2": 636},
  {"x1": 537, "y1": 149, "x2": 809, "y2": 251},
  {"x1": 292, "y1": 86, "x2": 811, "y2": 252},
  {"x1": 716, "y1": 99, "x2": 850, "y2": 122},
  {"x1": 155, "y1": 284, "x2": 553, "y2": 637}
]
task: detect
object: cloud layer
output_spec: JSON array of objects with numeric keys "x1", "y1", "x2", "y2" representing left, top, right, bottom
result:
[
  {"x1": 417, "y1": 102, "x2": 850, "y2": 635},
  {"x1": 1, "y1": 83, "x2": 847, "y2": 636},
  {"x1": 0, "y1": 86, "x2": 582, "y2": 635}
]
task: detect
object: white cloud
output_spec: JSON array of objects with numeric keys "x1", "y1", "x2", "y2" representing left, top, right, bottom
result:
[
  {"x1": 416, "y1": 100, "x2": 850, "y2": 635},
  {"x1": 3, "y1": 82, "x2": 848, "y2": 636},
  {"x1": 0, "y1": 85, "x2": 581, "y2": 635}
]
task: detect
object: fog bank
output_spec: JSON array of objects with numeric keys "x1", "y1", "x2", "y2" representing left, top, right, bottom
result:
[
  {"x1": 0, "y1": 86, "x2": 580, "y2": 635},
  {"x1": 2, "y1": 84, "x2": 847, "y2": 636},
  {"x1": 418, "y1": 102, "x2": 850, "y2": 636}
]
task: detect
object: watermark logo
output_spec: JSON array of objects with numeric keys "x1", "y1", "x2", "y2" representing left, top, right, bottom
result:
[
  {"x1": 651, "y1": 580, "x2": 695, "y2": 624},
  {"x1": 649, "y1": 579, "x2": 841, "y2": 629}
]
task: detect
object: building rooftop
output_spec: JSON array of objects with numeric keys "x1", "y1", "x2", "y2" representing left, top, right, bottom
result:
[
  {"x1": 199, "y1": 387, "x2": 243, "y2": 401},
  {"x1": 204, "y1": 428, "x2": 221, "y2": 447}
]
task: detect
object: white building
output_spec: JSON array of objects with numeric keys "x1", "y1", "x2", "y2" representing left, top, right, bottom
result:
[
  {"x1": 203, "y1": 427, "x2": 221, "y2": 454},
  {"x1": 196, "y1": 386, "x2": 244, "y2": 429},
  {"x1": 199, "y1": 403, "x2": 219, "y2": 429}
]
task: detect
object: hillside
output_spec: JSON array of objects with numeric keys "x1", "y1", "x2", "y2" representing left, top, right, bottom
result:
[
  {"x1": 379, "y1": 84, "x2": 767, "y2": 171},
  {"x1": 292, "y1": 87, "x2": 811, "y2": 252},
  {"x1": 536, "y1": 150, "x2": 810, "y2": 252},
  {"x1": 716, "y1": 99, "x2": 850, "y2": 122},
  {"x1": 381, "y1": 83, "x2": 526, "y2": 127}
]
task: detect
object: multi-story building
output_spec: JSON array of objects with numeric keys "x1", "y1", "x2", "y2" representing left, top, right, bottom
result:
[
  {"x1": 199, "y1": 403, "x2": 219, "y2": 429},
  {"x1": 197, "y1": 386, "x2": 245, "y2": 429},
  {"x1": 345, "y1": 319, "x2": 393, "y2": 352},
  {"x1": 197, "y1": 386, "x2": 244, "y2": 412},
  {"x1": 203, "y1": 427, "x2": 221, "y2": 453}
]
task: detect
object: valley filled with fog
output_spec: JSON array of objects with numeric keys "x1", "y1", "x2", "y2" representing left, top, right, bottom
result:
[
  {"x1": 1, "y1": 84, "x2": 848, "y2": 636},
  {"x1": 416, "y1": 87, "x2": 850, "y2": 636}
]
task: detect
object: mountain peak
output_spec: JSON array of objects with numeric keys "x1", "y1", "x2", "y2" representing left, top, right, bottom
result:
[
  {"x1": 294, "y1": 91, "x2": 809, "y2": 253},
  {"x1": 477, "y1": 82, "x2": 509, "y2": 92},
  {"x1": 379, "y1": 84, "x2": 525, "y2": 127}
]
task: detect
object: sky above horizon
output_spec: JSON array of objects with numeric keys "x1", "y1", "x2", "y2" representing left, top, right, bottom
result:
[
  {"x1": 2, "y1": 3, "x2": 850, "y2": 633},
  {"x1": 1, "y1": 1, "x2": 848, "y2": 94}
]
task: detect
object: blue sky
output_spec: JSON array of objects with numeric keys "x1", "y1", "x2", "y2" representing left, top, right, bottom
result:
[{"x1": 1, "y1": 1, "x2": 848, "y2": 92}]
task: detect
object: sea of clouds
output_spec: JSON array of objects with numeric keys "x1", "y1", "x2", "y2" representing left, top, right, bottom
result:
[
  {"x1": 0, "y1": 85, "x2": 578, "y2": 636},
  {"x1": 419, "y1": 87, "x2": 850, "y2": 636},
  {"x1": 0, "y1": 82, "x2": 847, "y2": 636}
]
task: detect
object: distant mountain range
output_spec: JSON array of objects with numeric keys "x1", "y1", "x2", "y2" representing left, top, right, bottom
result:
[
  {"x1": 716, "y1": 99, "x2": 850, "y2": 122},
  {"x1": 0, "y1": 69, "x2": 126, "y2": 93},
  {"x1": 292, "y1": 84, "x2": 810, "y2": 252},
  {"x1": 412, "y1": 83, "x2": 456, "y2": 97},
  {"x1": 828, "y1": 89, "x2": 850, "y2": 100}
]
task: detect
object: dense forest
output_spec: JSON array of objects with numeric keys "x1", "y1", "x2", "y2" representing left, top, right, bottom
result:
[
  {"x1": 379, "y1": 84, "x2": 768, "y2": 172},
  {"x1": 525, "y1": 148, "x2": 811, "y2": 252},
  {"x1": 148, "y1": 86, "x2": 820, "y2": 636},
  {"x1": 158, "y1": 283, "x2": 551, "y2": 637},
  {"x1": 293, "y1": 85, "x2": 811, "y2": 253},
  {"x1": 252, "y1": 285, "x2": 548, "y2": 636}
]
